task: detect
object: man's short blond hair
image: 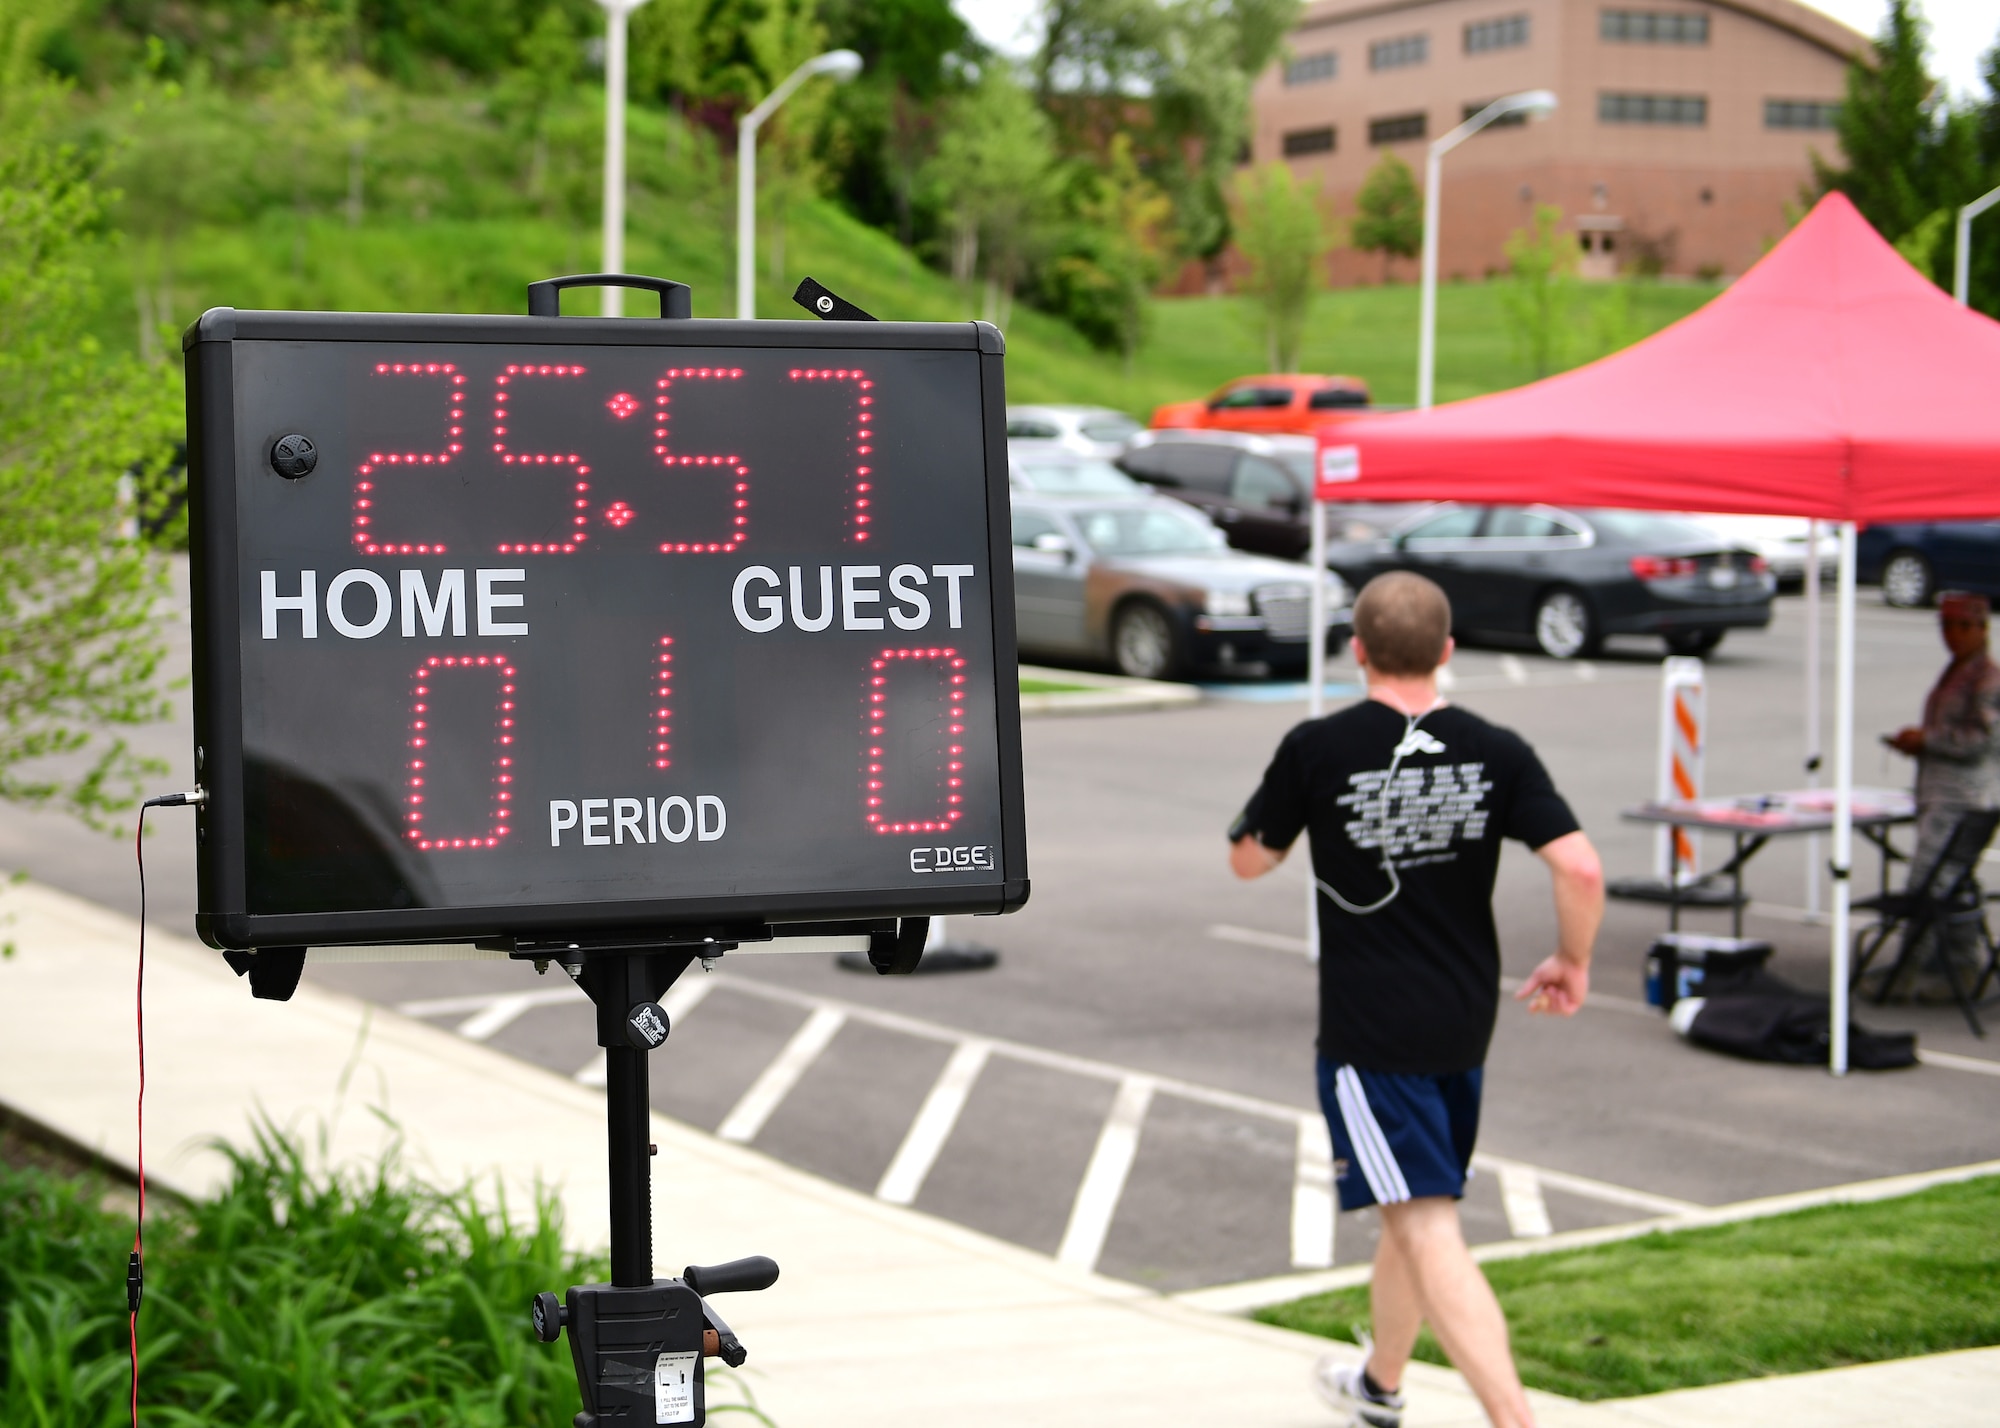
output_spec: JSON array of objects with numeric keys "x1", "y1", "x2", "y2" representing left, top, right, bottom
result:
[{"x1": 1353, "y1": 571, "x2": 1452, "y2": 676}]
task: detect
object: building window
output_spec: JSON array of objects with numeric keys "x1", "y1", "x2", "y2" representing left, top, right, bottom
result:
[
  {"x1": 1370, "y1": 34, "x2": 1429, "y2": 70},
  {"x1": 1282, "y1": 126, "x2": 1337, "y2": 157},
  {"x1": 1369, "y1": 112, "x2": 1428, "y2": 145},
  {"x1": 1598, "y1": 92, "x2": 1707, "y2": 126},
  {"x1": 1765, "y1": 99, "x2": 1839, "y2": 130},
  {"x1": 1462, "y1": 100, "x2": 1529, "y2": 127},
  {"x1": 1465, "y1": 15, "x2": 1530, "y2": 53},
  {"x1": 1284, "y1": 50, "x2": 1338, "y2": 85},
  {"x1": 1600, "y1": 10, "x2": 1709, "y2": 44}
]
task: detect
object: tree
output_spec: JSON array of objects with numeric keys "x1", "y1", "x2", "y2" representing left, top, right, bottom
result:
[
  {"x1": 1033, "y1": 0, "x2": 1302, "y2": 260},
  {"x1": 1232, "y1": 162, "x2": 1329, "y2": 371},
  {"x1": 1499, "y1": 204, "x2": 1580, "y2": 378},
  {"x1": 1350, "y1": 151, "x2": 1421, "y2": 282},
  {"x1": 817, "y1": 0, "x2": 975, "y2": 244},
  {"x1": 1814, "y1": 0, "x2": 1993, "y2": 307},
  {"x1": 1, "y1": 3, "x2": 181, "y2": 829},
  {"x1": 924, "y1": 68, "x2": 1060, "y2": 327},
  {"x1": 1039, "y1": 133, "x2": 1175, "y2": 365}
]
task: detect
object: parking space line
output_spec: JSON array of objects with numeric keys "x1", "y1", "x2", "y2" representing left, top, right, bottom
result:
[
  {"x1": 398, "y1": 985, "x2": 586, "y2": 1019},
  {"x1": 1499, "y1": 655, "x2": 1528, "y2": 685},
  {"x1": 402, "y1": 972, "x2": 1692, "y2": 1226},
  {"x1": 574, "y1": 1050, "x2": 607, "y2": 1087},
  {"x1": 1918, "y1": 1048, "x2": 2000, "y2": 1077},
  {"x1": 876, "y1": 1041, "x2": 991, "y2": 1206},
  {"x1": 1058, "y1": 1076, "x2": 1155, "y2": 1272},
  {"x1": 717, "y1": 1006, "x2": 847, "y2": 1144},
  {"x1": 1208, "y1": 923, "x2": 1311, "y2": 956},
  {"x1": 455, "y1": 994, "x2": 538, "y2": 1042},
  {"x1": 1291, "y1": 1114, "x2": 1335, "y2": 1269},
  {"x1": 663, "y1": 973, "x2": 717, "y2": 1025},
  {"x1": 1477, "y1": 1154, "x2": 1703, "y2": 1217},
  {"x1": 1498, "y1": 1163, "x2": 1553, "y2": 1238}
]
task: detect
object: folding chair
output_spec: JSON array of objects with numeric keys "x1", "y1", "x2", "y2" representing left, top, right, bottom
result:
[{"x1": 1849, "y1": 806, "x2": 2000, "y2": 1037}]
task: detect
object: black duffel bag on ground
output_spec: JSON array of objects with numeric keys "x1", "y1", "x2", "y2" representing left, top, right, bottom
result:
[{"x1": 1668, "y1": 967, "x2": 1918, "y2": 1071}]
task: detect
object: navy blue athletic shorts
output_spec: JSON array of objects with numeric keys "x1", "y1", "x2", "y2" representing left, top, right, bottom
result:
[{"x1": 1317, "y1": 1058, "x2": 1483, "y2": 1211}]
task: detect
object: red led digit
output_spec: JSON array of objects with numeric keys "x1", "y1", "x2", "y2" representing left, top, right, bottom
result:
[
  {"x1": 652, "y1": 634, "x2": 674, "y2": 769},
  {"x1": 405, "y1": 654, "x2": 517, "y2": 851},
  {"x1": 492, "y1": 364, "x2": 592, "y2": 555},
  {"x1": 787, "y1": 367, "x2": 875, "y2": 545},
  {"x1": 652, "y1": 367, "x2": 750, "y2": 554},
  {"x1": 353, "y1": 363, "x2": 466, "y2": 555},
  {"x1": 862, "y1": 647, "x2": 968, "y2": 834}
]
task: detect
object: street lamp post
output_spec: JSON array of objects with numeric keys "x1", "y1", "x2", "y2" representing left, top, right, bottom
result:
[
  {"x1": 1416, "y1": 89, "x2": 1557, "y2": 408},
  {"x1": 596, "y1": 0, "x2": 652, "y2": 317},
  {"x1": 736, "y1": 49, "x2": 862, "y2": 321},
  {"x1": 1954, "y1": 183, "x2": 2000, "y2": 306}
]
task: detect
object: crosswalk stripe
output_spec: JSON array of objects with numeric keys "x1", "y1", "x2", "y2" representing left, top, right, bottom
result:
[
  {"x1": 1291, "y1": 1114, "x2": 1335, "y2": 1269},
  {"x1": 716, "y1": 1006, "x2": 847, "y2": 1144},
  {"x1": 1057, "y1": 1076, "x2": 1154, "y2": 1272},
  {"x1": 1499, "y1": 1163, "x2": 1553, "y2": 1238},
  {"x1": 876, "y1": 1041, "x2": 991, "y2": 1206}
]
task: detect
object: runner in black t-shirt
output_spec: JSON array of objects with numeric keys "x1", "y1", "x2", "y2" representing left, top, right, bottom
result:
[{"x1": 1230, "y1": 572, "x2": 1603, "y2": 1428}]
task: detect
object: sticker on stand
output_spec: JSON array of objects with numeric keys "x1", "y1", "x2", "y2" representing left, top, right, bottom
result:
[
  {"x1": 653, "y1": 368, "x2": 750, "y2": 553},
  {"x1": 653, "y1": 1350, "x2": 697, "y2": 1424},
  {"x1": 352, "y1": 362, "x2": 466, "y2": 555}
]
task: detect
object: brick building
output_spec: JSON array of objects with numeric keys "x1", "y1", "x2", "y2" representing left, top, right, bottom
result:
[{"x1": 1250, "y1": 0, "x2": 1866, "y2": 283}]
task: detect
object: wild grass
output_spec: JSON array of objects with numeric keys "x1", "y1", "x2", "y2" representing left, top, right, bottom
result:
[
  {"x1": 1255, "y1": 1175, "x2": 2000, "y2": 1400},
  {"x1": 0, "y1": 1119, "x2": 772, "y2": 1425}
]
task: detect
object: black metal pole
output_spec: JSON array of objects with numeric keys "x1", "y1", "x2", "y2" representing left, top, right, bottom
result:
[{"x1": 605, "y1": 1042, "x2": 653, "y2": 1287}]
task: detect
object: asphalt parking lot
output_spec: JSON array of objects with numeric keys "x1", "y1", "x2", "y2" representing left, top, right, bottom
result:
[{"x1": 8, "y1": 591, "x2": 1999, "y2": 1295}]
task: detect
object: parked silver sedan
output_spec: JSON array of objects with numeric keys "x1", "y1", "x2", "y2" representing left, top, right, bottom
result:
[{"x1": 1011, "y1": 493, "x2": 1351, "y2": 680}]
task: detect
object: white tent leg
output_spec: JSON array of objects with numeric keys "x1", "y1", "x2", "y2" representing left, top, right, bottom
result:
[
  {"x1": 1306, "y1": 499, "x2": 1327, "y2": 966},
  {"x1": 1830, "y1": 521, "x2": 1857, "y2": 1076},
  {"x1": 1804, "y1": 520, "x2": 1823, "y2": 916}
]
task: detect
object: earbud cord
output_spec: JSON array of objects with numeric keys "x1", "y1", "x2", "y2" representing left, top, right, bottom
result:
[{"x1": 1314, "y1": 692, "x2": 1447, "y2": 917}]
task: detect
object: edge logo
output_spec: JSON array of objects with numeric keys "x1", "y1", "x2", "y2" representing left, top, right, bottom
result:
[{"x1": 910, "y1": 845, "x2": 994, "y2": 874}]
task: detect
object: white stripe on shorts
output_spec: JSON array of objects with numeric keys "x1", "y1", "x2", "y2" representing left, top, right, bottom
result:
[{"x1": 1334, "y1": 1066, "x2": 1412, "y2": 1204}]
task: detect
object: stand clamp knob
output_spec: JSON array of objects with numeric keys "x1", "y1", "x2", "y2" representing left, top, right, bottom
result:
[{"x1": 531, "y1": 1290, "x2": 567, "y2": 1343}]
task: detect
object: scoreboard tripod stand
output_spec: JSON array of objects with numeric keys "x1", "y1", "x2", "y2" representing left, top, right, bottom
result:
[{"x1": 518, "y1": 918, "x2": 927, "y2": 1425}]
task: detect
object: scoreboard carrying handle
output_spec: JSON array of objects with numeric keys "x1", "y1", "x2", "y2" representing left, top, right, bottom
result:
[{"x1": 526, "y1": 274, "x2": 693, "y2": 320}]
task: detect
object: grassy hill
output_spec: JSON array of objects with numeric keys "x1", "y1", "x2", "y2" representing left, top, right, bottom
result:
[{"x1": 91, "y1": 195, "x2": 1718, "y2": 416}]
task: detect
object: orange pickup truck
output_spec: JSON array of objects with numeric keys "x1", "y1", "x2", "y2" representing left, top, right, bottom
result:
[{"x1": 1151, "y1": 373, "x2": 1373, "y2": 436}]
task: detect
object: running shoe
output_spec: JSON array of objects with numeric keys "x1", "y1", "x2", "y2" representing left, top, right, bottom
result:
[{"x1": 1312, "y1": 1349, "x2": 1404, "y2": 1428}]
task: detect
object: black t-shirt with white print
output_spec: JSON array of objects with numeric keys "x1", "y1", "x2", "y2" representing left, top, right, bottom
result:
[{"x1": 1240, "y1": 700, "x2": 1579, "y2": 1076}]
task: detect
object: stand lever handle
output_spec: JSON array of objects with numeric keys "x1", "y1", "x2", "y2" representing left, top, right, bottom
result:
[
  {"x1": 683, "y1": 1255, "x2": 779, "y2": 1296},
  {"x1": 527, "y1": 274, "x2": 692, "y2": 319}
]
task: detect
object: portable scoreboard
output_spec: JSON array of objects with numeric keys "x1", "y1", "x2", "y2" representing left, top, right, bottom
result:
[{"x1": 184, "y1": 286, "x2": 1027, "y2": 952}]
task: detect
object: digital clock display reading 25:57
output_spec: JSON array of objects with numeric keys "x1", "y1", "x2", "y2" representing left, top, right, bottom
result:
[{"x1": 186, "y1": 313, "x2": 1025, "y2": 950}]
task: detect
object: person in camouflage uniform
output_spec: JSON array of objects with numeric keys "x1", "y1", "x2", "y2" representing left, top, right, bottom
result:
[{"x1": 1884, "y1": 592, "x2": 2000, "y2": 984}]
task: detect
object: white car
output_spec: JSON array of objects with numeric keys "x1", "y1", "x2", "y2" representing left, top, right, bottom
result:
[
  {"x1": 1009, "y1": 443, "x2": 1146, "y2": 496},
  {"x1": 1689, "y1": 515, "x2": 1839, "y2": 590},
  {"x1": 1004, "y1": 404, "x2": 1145, "y2": 458}
]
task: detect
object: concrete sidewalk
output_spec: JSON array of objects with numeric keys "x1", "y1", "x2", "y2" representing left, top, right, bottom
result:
[{"x1": 0, "y1": 876, "x2": 1990, "y2": 1427}]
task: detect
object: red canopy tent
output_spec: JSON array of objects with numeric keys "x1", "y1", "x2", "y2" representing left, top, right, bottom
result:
[
  {"x1": 1302, "y1": 193, "x2": 2000, "y2": 1072},
  {"x1": 1311, "y1": 192, "x2": 2000, "y2": 521}
]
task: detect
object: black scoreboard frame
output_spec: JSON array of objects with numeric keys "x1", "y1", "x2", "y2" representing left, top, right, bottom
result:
[{"x1": 184, "y1": 307, "x2": 1028, "y2": 952}]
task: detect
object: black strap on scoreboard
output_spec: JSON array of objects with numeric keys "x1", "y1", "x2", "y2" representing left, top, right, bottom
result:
[{"x1": 792, "y1": 275, "x2": 878, "y2": 322}]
